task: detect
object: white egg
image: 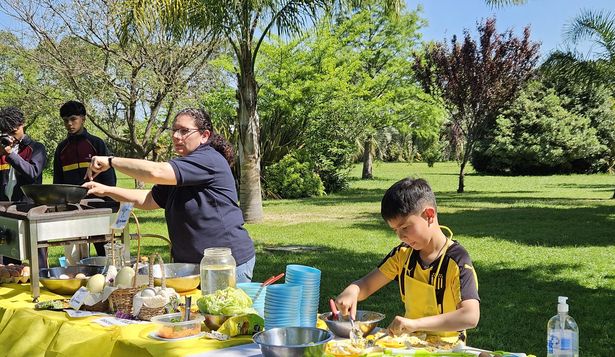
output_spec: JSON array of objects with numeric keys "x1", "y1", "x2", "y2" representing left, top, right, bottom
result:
[
  {"x1": 115, "y1": 267, "x2": 136, "y2": 288},
  {"x1": 140, "y1": 288, "x2": 156, "y2": 297},
  {"x1": 86, "y1": 274, "x2": 106, "y2": 293},
  {"x1": 59, "y1": 274, "x2": 70, "y2": 279},
  {"x1": 75, "y1": 273, "x2": 87, "y2": 279}
]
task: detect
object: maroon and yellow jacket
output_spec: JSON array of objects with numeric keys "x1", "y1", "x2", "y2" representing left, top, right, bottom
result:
[
  {"x1": 53, "y1": 129, "x2": 116, "y2": 187},
  {"x1": 0, "y1": 135, "x2": 47, "y2": 202}
]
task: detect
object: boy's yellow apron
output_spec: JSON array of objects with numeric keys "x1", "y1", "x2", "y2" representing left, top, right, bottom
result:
[{"x1": 402, "y1": 226, "x2": 463, "y2": 342}]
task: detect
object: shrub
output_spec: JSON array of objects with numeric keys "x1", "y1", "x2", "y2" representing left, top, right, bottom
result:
[{"x1": 264, "y1": 155, "x2": 325, "y2": 199}]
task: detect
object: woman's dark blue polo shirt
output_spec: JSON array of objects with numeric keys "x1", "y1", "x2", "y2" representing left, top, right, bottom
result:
[{"x1": 151, "y1": 144, "x2": 255, "y2": 265}]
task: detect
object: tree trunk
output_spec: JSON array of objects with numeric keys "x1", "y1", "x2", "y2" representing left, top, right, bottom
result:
[
  {"x1": 237, "y1": 55, "x2": 264, "y2": 223},
  {"x1": 457, "y1": 160, "x2": 466, "y2": 193},
  {"x1": 362, "y1": 137, "x2": 373, "y2": 179}
]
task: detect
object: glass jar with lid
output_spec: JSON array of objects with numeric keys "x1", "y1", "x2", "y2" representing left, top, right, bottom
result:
[{"x1": 200, "y1": 247, "x2": 236, "y2": 295}]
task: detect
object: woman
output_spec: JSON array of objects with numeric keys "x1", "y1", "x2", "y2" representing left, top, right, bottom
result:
[{"x1": 83, "y1": 108, "x2": 256, "y2": 283}]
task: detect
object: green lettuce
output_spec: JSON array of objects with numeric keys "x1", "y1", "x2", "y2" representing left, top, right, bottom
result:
[{"x1": 197, "y1": 287, "x2": 256, "y2": 315}]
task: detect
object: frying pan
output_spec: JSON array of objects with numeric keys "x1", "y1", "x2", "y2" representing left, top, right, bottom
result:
[{"x1": 21, "y1": 184, "x2": 88, "y2": 205}]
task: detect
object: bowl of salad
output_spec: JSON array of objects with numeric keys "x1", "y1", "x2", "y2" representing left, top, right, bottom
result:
[
  {"x1": 197, "y1": 287, "x2": 257, "y2": 330},
  {"x1": 150, "y1": 312, "x2": 204, "y2": 339}
]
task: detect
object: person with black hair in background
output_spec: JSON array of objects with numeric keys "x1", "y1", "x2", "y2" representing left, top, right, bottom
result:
[
  {"x1": 83, "y1": 108, "x2": 256, "y2": 283},
  {"x1": 0, "y1": 106, "x2": 48, "y2": 268},
  {"x1": 54, "y1": 101, "x2": 117, "y2": 264}
]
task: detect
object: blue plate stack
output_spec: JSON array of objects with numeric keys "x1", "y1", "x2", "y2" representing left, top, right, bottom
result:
[
  {"x1": 285, "y1": 264, "x2": 321, "y2": 327},
  {"x1": 237, "y1": 282, "x2": 266, "y2": 317},
  {"x1": 263, "y1": 283, "x2": 303, "y2": 330}
]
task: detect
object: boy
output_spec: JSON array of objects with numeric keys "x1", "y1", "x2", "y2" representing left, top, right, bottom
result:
[
  {"x1": 54, "y1": 101, "x2": 116, "y2": 263},
  {"x1": 335, "y1": 177, "x2": 480, "y2": 342},
  {"x1": 0, "y1": 106, "x2": 48, "y2": 267}
]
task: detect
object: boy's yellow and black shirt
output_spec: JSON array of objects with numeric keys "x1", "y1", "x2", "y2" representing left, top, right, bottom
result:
[{"x1": 378, "y1": 240, "x2": 480, "y2": 315}]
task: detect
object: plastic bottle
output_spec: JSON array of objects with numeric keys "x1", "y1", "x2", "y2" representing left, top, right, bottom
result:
[
  {"x1": 547, "y1": 296, "x2": 579, "y2": 357},
  {"x1": 200, "y1": 247, "x2": 236, "y2": 295}
]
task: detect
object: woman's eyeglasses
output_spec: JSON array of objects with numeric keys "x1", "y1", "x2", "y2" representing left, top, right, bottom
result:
[{"x1": 166, "y1": 128, "x2": 201, "y2": 137}]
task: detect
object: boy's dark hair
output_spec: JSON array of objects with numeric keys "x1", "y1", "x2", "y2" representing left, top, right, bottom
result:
[
  {"x1": 174, "y1": 108, "x2": 235, "y2": 166},
  {"x1": 381, "y1": 177, "x2": 437, "y2": 221},
  {"x1": 60, "y1": 101, "x2": 86, "y2": 118},
  {"x1": 0, "y1": 106, "x2": 25, "y2": 133}
]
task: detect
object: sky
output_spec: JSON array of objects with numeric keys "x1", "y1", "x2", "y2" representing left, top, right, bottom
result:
[
  {"x1": 412, "y1": 0, "x2": 615, "y2": 59},
  {"x1": 1, "y1": 1, "x2": 613, "y2": 59}
]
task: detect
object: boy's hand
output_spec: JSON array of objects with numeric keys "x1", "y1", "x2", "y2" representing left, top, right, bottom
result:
[
  {"x1": 387, "y1": 315, "x2": 417, "y2": 336},
  {"x1": 335, "y1": 284, "x2": 360, "y2": 319}
]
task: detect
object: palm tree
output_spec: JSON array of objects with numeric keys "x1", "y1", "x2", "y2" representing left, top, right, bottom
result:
[
  {"x1": 124, "y1": 0, "x2": 401, "y2": 222},
  {"x1": 550, "y1": 9, "x2": 615, "y2": 198}
]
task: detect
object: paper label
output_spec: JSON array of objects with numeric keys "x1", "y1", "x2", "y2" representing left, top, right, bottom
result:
[
  {"x1": 112, "y1": 202, "x2": 134, "y2": 229},
  {"x1": 69, "y1": 287, "x2": 90, "y2": 310},
  {"x1": 65, "y1": 309, "x2": 107, "y2": 318},
  {"x1": 92, "y1": 317, "x2": 149, "y2": 326}
]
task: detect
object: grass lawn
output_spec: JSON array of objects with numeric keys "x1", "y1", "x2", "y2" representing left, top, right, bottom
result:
[{"x1": 46, "y1": 162, "x2": 615, "y2": 356}]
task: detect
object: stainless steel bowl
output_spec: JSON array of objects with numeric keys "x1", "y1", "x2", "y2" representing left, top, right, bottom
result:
[
  {"x1": 138, "y1": 263, "x2": 200, "y2": 292},
  {"x1": 79, "y1": 256, "x2": 138, "y2": 269},
  {"x1": 39, "y1": 266, "x2": 104, "y2": 295},
  {"x1": 253, "y1": 327, "x2": 333, "y2": 357},
  {"x1": 319, "y1": 310, "x2": 385, "y2": 338}
]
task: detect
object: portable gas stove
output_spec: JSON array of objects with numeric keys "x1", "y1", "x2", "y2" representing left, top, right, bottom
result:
[{"x1": 0, "y1": 198, "x2": 122, "y2": 301}]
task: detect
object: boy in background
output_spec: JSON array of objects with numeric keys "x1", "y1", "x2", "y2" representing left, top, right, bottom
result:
[
  {"x1": 335, "y1": 178, "x2": 480, "y2": 342},
  {"x1": 0, "y1": 106, "x2": 48, "y2": 267},
  {"x1": 54, "y1": 101, "x2": 116, "y2": 264}
]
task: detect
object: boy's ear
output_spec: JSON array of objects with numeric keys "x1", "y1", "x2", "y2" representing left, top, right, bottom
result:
[{"x1": 422, "y1": 207, "x2": 436, "y2": 224}]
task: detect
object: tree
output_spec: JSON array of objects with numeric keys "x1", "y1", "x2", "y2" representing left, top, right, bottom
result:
[
  {"x1": 123, "y1": 0, "x2": 402, "y2": 221},
  {"x1": 484, "y1": 81, "x2": 604, "y2": 174},
  {"x1": 414, "y1": 18, "x2": 539, "y2": 193},
  {"x1": 0, "y1": 0, "x2": 220, "y2": 176},
  {"x1": 542, "y1": 9, "x2": 615, "y2": 198}
]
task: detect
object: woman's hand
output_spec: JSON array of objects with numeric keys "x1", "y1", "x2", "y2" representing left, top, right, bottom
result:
[
  {"x1": 387, "y1": 316, "x2": 417, "y2": 336},
  {"x1": 86, "y1": 156, "x2": 110, "y2": 181},
  {"x1": 335, "y1": 284, "x2": 360, "y2": 319},
  {"x1": 82, "y1": 181, "x2": 109, "y2": 197}
]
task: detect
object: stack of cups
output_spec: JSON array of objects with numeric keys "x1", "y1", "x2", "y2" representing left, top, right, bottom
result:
[
  {"x1": 285, "y1": 264, "x2": 321, "y2": 327},
  {"x1": 263, "y1": 283, "x2": 303, "y2": 330},
  {"x1": 237, "y1": 282, "x2": 266, "y2": 317}
]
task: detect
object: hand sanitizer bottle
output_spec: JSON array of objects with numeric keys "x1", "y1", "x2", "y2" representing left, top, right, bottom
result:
[{"x1": 547, "y1": 296, "x2": 579, "y2": 357}]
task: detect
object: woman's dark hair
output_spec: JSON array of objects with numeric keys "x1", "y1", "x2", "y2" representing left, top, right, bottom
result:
[
  {"x1": 381, "y1": 177, "x2": 437, "y2": 221},
  {"x1": 60, "y1": 101, "x2": 87, "y2": 118},
  {"x1": 174, "y1": 108, "x2": 234, "y2": 166},
  {"x1": 0, "y1": 106, "x2": 25, "y2": 133}
]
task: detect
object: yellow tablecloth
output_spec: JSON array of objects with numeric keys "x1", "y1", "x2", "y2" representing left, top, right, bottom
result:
[{"x1": 0, "y1": 284, "x2": 253, "y2": 357}]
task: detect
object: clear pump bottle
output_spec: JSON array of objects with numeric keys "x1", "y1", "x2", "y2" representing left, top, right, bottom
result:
[
  {"x1": 200, "y1": 247, "x2": 236, "y2": 295},
  {"x1": 547, "y1": 296, "x2": 579, "y2": 357}
]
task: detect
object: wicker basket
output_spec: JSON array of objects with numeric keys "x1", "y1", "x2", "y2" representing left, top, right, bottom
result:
[
  {"x1": 136, "y1": 253, "x2": 168, "y2": 321},
  {"x1": 108, "y1": 211, "x2": 144, "y2": 316},
  {"x1": 81, "y1": 299, "x2": 110, "y2": 313}
]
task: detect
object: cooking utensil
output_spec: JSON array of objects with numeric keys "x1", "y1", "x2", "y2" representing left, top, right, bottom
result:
[
  {"x1": 39, "y1": 266, "x2": 104, "y2": 295},
  {"x1": 183, "y1": 296, "x2": 191, "y2": 321},
  {"x1": 328, "y1": 298, "x2": 340, "y2": 320},
  {"x1": 367, "y1": 331, "x2": 389, "y2": 347},
  {"x1": 253, "y1": 272, "x2": 284, "y2": 302},
  {"x1": 253, "y1": 327, "x2": 333, "y2": 357},
  {"x1": 319, "y1": 310, "x2": 385, "y2": 338},
  {"x1": 348, "y1": 315, "x2": 363, "y2": 346},
  {"x1": 21, "y1": 184, "x2": 88, "y2": 205}
]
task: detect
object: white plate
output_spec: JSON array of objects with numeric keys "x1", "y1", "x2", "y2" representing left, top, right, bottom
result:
[{"x1": 148, "y1": 331, "x2": 205, "y2": 341}]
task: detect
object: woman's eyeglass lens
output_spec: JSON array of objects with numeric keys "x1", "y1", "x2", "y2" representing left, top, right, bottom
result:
[{"x1": 167, "y1": 128, "x2": 200, "y2": 137}]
